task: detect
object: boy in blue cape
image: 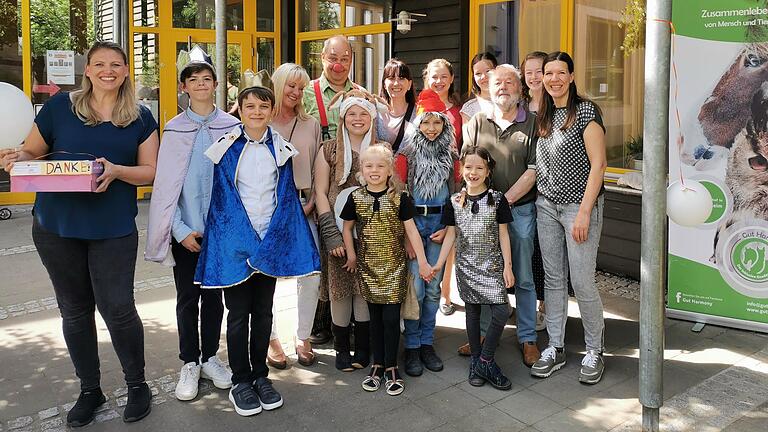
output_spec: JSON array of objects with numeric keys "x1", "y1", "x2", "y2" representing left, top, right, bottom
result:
[{"x1": 194, "y1": 86, "x2": 320, "y2": 417}]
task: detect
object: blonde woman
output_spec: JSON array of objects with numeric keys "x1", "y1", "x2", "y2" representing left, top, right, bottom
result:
[
  {"x1": 268, "y1": 63, "x2": 323, "y2": 367},
  {"x1": 0, "y1": 41, "x2": 159, "y2": 426}
]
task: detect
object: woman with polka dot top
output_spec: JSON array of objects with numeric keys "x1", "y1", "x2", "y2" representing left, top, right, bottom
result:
[{"x1": 530, "y1": 52, "x2": 608, "y2": 386}]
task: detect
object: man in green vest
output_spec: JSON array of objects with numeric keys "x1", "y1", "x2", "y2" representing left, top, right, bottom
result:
[{"x1": 303, "y1": 35, "x2": 361, "y2": 141}]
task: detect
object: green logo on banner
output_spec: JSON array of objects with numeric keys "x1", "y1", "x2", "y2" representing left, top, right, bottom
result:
[
  {"x1": 731, "y1": 237, "x2": 768, "y2": 283},
  {"x1": 673, "y1": 0, "x2": 768, "y2": 42},
  {"x1": 701, "y1": 180, "x2": 727, "y2": 223}
]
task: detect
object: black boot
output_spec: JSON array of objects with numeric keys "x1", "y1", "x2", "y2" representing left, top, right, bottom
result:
[
  {"x1": 404, "y1": 348, "x2": 423, "y2": 376},
  {"x1": 333, "y1": 324, "x2": 354, "y2": 371},
  {"x1": 468, "y1": 356, "x2": 485, "y2": 387},
  {"x1": 475, "y1": 358, "x2": 512, "y2": 391},
  {"x1": 351, "y1": 321, "x2": 370, "y2": 369}
]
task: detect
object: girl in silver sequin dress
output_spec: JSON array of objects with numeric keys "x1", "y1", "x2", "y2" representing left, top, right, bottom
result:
[{"x1": 434, "y1": 146, "x2": 515, "y2": 391}]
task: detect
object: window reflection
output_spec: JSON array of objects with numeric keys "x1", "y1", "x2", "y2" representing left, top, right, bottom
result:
[{"x1": 172, "y1": 0, "x2": 244, "y2": 30}]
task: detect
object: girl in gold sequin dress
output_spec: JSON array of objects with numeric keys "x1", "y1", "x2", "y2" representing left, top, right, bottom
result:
[{"x1": 339, "y1": 146, "x2": 433, "y2": 396}]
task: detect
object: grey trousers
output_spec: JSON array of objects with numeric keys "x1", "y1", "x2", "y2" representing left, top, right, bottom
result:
[{"x1": 536, "y1": 195, "x2": 605, "y2": 352}]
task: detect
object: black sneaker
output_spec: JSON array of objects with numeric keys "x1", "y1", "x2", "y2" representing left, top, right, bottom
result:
[
  {"x1": 420, "y1": 345, "x2": 444, "y2": 372},
  {"x1": 404, "y1": 348, "x2": 423, "y2": 376},
  {"x1": 253, "y1": 377, "x2": 283, "y2": 411},
  {"x1": 229, "y1": 383, "x2": 262, "y2": 416},
  {"x1": 67, "y1": 388, "x2": 107, "y2": 427},
  {"x1": 308, "y1": 329, "x2": 332, "y2": 345},
  {"x1": 123, "y1": 383, "x2": 152, "y2": 423},
  {"x1": 475, "y1": 358, "x2": 512, "y2": 391},
  {"x1": 468, "y1": 357, "x2": 485, "y2": 387}
]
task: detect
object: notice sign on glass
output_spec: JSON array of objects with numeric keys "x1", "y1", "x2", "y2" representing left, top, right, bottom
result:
[{"x1": 46, "y1": 50, "x2": 75, "y2": 85}]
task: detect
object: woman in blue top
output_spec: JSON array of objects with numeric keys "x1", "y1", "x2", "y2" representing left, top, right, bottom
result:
[{"x1": 0, "y1": 41, "x2": 159, "y2": 427}]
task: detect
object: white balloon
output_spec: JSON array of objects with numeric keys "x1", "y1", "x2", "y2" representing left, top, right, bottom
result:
[
  {"x1": 667, "y1": 180, "x2": 713, "y2": 227},
  {"x1": 0, "y1": 82, "x2": 34, "y2": 150}
]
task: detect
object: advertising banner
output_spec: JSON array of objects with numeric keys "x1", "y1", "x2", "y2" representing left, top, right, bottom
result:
[{"x1": 667, "y1": 0, "x2": 768, "y2": 332}]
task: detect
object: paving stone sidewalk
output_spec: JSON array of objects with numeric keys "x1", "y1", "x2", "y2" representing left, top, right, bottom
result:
[{"x1": 1, "y1": 203, "x2": 767, "y2": 431}]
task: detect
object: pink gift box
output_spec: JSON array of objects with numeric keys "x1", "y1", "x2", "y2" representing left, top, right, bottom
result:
[{"x1": 10, "y1": 160, "x2": 103, "y2": 192}]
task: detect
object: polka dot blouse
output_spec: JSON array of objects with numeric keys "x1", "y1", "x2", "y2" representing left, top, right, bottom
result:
[{"x1": 536, "y1": 101, "x2": 604, "y2": 204}]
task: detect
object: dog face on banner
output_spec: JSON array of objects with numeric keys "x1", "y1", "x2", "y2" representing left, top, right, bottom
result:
[
  {"x1": 683, "y1": 43, "x2": 768, "y2": 170},
  {"x1": 712, "y1": 82, "x2": 768, "y2": 261}
]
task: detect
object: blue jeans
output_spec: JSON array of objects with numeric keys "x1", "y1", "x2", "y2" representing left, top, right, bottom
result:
[
  {"x1": 404, "y1": 213, "x2": 444, "y2": 349},
  {"x1": 510, "y1": 201, "x2": 537, "y2": 343},
  {"x1": 536, "y1": 195, "x2": 604, "y2": 352},
  {"x1": 478, "y1": 201, "x2": 537, "y2": 342}
]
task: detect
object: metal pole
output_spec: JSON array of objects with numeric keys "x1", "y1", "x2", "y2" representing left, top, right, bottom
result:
[
  {"x1": 639, "y1": 0, "x2": 672, "y2": 430},
  {"x1": 215, "y1": 0, "x2": 227, "y2": 109},
  {"x1": 113, "y1": 0, "x2": 129, "y2": 49}
]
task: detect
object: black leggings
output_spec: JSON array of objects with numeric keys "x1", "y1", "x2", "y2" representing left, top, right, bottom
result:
[
  {"x1": 466, "y1": 302, "x2": 509, "y2": 359},
  {"x1": 368, "y1": 302, "x2": 401, "y2": 368},
  {"x1": 32, "y1": 220, "x2": 145, "y2": 390}
]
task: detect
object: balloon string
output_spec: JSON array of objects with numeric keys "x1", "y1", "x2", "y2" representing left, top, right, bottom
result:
[
  {"x1": 33, "y1": 151, "x2": 97, "y2": 161},
  {"x1": 653, "y1": 19, "x2": 685, "y2": 188}
]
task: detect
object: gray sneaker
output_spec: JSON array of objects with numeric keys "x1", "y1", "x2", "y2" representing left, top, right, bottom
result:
[
  {"x1": 578, "y1": 350, "x2": 604, "y2": 385},
  {"x1": 530, "y1": 346, "x2": 566, "y2": 378}
]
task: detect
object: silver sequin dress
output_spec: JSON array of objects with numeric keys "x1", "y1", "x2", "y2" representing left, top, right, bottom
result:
[{"x1": 450, "y1": 190, "x2": 507, "y2": 304}]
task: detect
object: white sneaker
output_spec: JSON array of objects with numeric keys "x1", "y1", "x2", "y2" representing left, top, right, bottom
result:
[
  {"x1": 175, "y1": 362, "x2": 201, "y2": 401},
  {"x1": 201, "y1": 355, "x2": 233, "y2": 389},
  {"x1": 535, "y1": 310, "x2": 546, "y2": 331}
]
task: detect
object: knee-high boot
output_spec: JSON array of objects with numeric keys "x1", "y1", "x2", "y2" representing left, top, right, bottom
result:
[{"x1": 332, "y1": 324, "x2": 353, "y2": 371}]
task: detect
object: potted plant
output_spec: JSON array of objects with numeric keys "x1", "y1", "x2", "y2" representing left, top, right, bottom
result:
[{"x1": 625, "y1": 135, "x2": 643, "y2": 170}]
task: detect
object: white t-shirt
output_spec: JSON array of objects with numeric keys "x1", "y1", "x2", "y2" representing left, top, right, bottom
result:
[
  {"x1": 376, "y1": 109, "x2": 417, "y2": 147},
  {"x1": 237, "y1": 129, "x2": 278, "y2": 238}
]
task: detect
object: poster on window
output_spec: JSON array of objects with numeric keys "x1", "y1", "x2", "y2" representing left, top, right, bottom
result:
[
  {"x1": 666, "y1": 0, "x2": 768, "y2": 332},
  {"x1": 46, "y1": 50, "x2": 75, "y2": 85}
]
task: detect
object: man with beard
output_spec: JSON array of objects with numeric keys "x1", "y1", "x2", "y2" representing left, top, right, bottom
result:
[
  {"x1": 395, "y1": 106, "x2": 461, "y2": 377},
  {"x1": 463, "y1": 64, "x2": 540, "y2": 367}
]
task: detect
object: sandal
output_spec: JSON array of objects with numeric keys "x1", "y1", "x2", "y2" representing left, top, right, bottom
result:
[
  {"x1": 267, "y1": 339, "x2": 288, "y2": 369},
  {"x1": 384, "y1": 368, "x2": 404, "y2": 396},
  {"x1": 361, "y1": 365, "x2": 384, "y2": 392},
  {"x1": 439, "y1": 302, "x2": 456, "y2": 316},
  {"x1": 295, "y1": 338, "x2": 316, "y2": 367},
  {"x1": 457, "y1": 336, "x2": 485, "y2": 356}
]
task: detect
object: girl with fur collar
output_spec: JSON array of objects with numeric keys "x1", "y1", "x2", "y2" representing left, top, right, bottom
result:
[{"x1": 394, "y1": 111, "x2": 461, "y2": 377}]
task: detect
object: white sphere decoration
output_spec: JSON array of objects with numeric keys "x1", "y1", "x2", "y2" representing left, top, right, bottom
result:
[
  {"x1": 667, "y1": 180, "x2": 713, "y2": 227},
  {"x1": 0, "y1": 82, "x2": 34, "y2": 150}
]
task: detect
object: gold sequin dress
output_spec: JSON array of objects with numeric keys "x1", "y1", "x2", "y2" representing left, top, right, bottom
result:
[
  {"x1": 350, "y1": 188, "x2": 408, "y2": 304},
  {"x1": 319, "y1": 140, "x2": 391, "y2": 301}
]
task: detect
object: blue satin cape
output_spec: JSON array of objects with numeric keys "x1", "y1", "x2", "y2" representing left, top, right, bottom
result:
[{"x1": 194, "y1": 132, "x2": 321, "y2": 288}]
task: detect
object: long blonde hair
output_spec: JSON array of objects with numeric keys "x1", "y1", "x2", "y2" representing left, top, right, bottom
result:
[
  {"x1": 271, "y1": 63, "x2": 311, "y2": 121},
  {"x1": 70, "y1": 41, "x2": 140, "y2": 127},
  {"x1": 357, "y1": 145, "x2": 404, "y2": 203}
]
